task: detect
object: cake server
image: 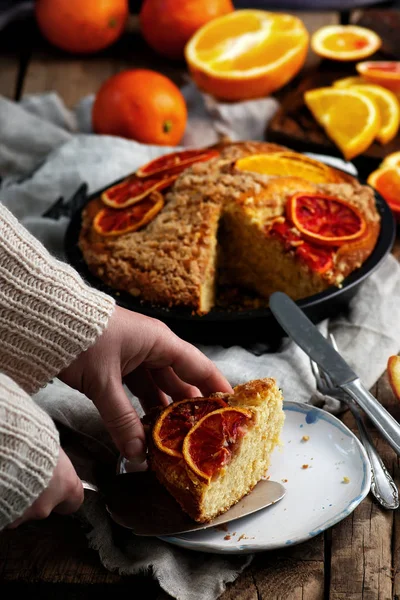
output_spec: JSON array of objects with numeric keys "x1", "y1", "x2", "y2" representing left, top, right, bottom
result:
[
  {"x1": 269, "y1": 291, "x2": 400, "y2": 457},
  {"x1": 82, "y1": 472, "x2": 286, "y2": 536}
]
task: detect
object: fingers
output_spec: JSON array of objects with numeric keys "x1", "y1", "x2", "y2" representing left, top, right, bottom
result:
[
  {"x1": 124, "y1": 366, "x2": 170, "y2": 414},
  {"x1": 91, "y1": 379, "x2": 147, "y2": 462},
  {"x1": 150, "y1": 366, "x2": 202, "y2": 401}
]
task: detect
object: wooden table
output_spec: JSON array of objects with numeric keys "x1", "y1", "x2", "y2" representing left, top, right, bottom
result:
[{"x1": 1, "y1": 7, "x2": 400, "y2": 599}]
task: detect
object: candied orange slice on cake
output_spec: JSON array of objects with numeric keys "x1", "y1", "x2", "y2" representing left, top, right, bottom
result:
[
  {"x1": 367, "y1": 166, "x2": 400, "y2": 219},
  {"x1": 286, "y1": 193, "x2": 366, "y2": 246},
  {"x1": 136, "y1": 148, "x2": 219, "y2": 178},
  {"x1": 102, "y1": 174, "x2": 177, "y2": 209},
  {"x1": 182, "y1": 407, "x2": 253, "y2": 482},
  {"x1": 235, "y1": 151, "x2": 339, "y2": 183},
  {"x1": 357, "y1": 61, "x2": 400, "y2": 94},
  {"x1": 93, "y1": 191, "x2": 164, "y2": 236},
  {"x1": 153, "y1": 397, "x2": 228, "y2": 458},
  {"x1": 311, "y1": 25, "x2": 381, "y2": 61}
]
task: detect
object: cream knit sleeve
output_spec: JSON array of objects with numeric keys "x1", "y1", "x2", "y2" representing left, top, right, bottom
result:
[
  {"x1": 0, "y1": 373, "x2": 59, "y2": 530},
  {"x1": 0, "y1": 202, "x2": 116, "y2": 395}
]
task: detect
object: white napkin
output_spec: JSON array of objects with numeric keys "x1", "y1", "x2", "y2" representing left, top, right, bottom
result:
[{"x1": 1, "y1": 90, "x2": 400, "y2": 600}]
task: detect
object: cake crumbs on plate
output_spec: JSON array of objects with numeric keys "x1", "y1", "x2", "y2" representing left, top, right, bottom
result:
[
  {"x1": 302, "y1": 435, "x2": 310, "y2": 442},
  {"x1": 302, "y1": 464, "x2": 309, "y2": 469},
  {"x1": 282, "y1": 478, "x2": 288, "y2": 483},
  {"x1": 342, "y1": 476, "x2": 350, "y2": 483}
]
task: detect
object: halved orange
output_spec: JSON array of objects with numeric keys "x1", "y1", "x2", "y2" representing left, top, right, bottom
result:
[
  {"x1": 182, "y1": 407, "x2": 253, "y2": 482},
  {"x1": 235, "y1": 151, "x2": 339, "y2": 183},
  {"x1": 304, "y1": 87, "x2": 380, "y2": 160},
  {"x1": 184, "y1": 10, "x2": 309, "y2": 101},
  {"x1": 381, "y1": 151, "x2": 400, "y2": 169},
  {"x1": 311, "y1": 25, "x2": 382, "y2": 62},
  {"x1": 93, "y1": 191, "x2": 164, "y2": 236},
  {"x1": 351, "y1": 84, "x2": 400, "y2": 145},
  {"x1": 286, "y1": 192, "x2": 366, "y2": 246},
  {"x1": 136, "y1": 149, "x2": 219, "y2": 178},
  {"x1": 357, "y1": 61, "x2": 400, "y2": 93},
  {"x1": 367, "y1": 166, "x2": 400, "y2": 219},
  {"x1": 152, "y1": 397, "x2": 228, "y2": 458},
  {"x1": 102, "y1": 174, "x2": 177, "y2": 209}
]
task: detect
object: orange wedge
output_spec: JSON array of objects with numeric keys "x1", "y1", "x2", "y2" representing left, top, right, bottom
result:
[
  {"x1": 152, "y1": 397, "x2": 228, "y2": 458},
  {"x1": 286, "y1": 192, "x2": 366, "y2": 246},
  {"x1": 182, "y1": 407, "x2": 253, "y2": 482},
  {"x1": 333, "y1": 75, "x2": 367, "y2": 89},
  {"x1": 184, "y1": 10, "x2": 309, "y2": 101},
  {"x1": 304, "y1": 87, "x2": 380, "y2": 160},
  {"x1": 381, "y1": 151, "x2": 400, "y2": 169},
  {"x1": 357, "y1": 61, "x2": 400, "y2": 94},
  {"x1": 351, "y1": 84, "x2": 400, "y2": 144},
  {"x1": 311, "y1": 25, "x2": 382, "y2": 62},
  {"x1": 235, "y1": 151, "x2": 339, "y2": 183},
  {"x1": 367, "y1": 166, "x2": 400, "y2": 219}
]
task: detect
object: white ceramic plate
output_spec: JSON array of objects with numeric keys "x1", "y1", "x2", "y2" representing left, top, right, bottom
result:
[{"x1": 158, "y1": 401, "x2": 371, "y2": 554}]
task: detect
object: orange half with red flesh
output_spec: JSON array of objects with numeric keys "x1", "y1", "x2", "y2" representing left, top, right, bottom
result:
[
  {"x1": 152, "y1": 397, "x2": 228, "y2": 458},
  {"x1": 136, "y1": 148, "x2": 220, "y2": 178},
  {"x1": 182, "y1": 407, "x2": 254, "y2": 482},
  {"x1": 93, "y1": 191, "x2": 164, "y2": 236},
  {"x1": 286, "y1": 193, "x2": 367, "y2": 246},
  {"x1": 102, "y1": 174, "x2": 177, "y2": 209}
]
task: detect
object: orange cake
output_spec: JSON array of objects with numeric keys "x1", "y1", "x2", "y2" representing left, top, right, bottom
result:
[
  {"x1": 145, "y1": 378, "x2": 285, "y2": 523},
  {"x1": 78, "y1": 141, "x2": 381, "y2": 314}
]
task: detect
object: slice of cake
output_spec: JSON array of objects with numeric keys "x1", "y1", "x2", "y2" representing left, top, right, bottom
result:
[{"x1": 145, "y1": 378, "x2": 285, "y2": 523}]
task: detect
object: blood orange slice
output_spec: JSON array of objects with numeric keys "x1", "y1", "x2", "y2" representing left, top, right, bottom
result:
[
  {"x1": 357, "y1": 61, "x2": 400, "y2": 93},
  {"x1": 153, "y1": 397, "x2": 228, "y2": 458},
  {"x1": 136, "y1": 148, "x2": 220, "y2": 178},
  {"x1": 102, "y1": 174, "x2": 176, "y2": 209},
  {"x1": 367, "y1": 166, "x2": 400, "y2": 220},
  {"x1": 270, "y1": 220, "x2": 334, "y2": 274},
  {"x1": 182, "y1": 407, "x2": 253, "y2": 482},
  {"x1": 93, "y1": 191, "x2": 164, "y2": 236},
  {"x1": 286, "y1": 193, "x2": 366, "y2": 246}
]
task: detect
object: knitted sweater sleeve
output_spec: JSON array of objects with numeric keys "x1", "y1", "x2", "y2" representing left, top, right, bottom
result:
[
  {"x1": 0, "y1": 202, "x2": 115, "y2": 529},
  {"x1": 0, "y1": 202, "x2": 115, "y2": 394}
]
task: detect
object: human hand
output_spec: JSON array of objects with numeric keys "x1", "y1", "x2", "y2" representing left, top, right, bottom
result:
[
  {"x1": 59, "y1": 306, "x2": 233, "y2": 463},
  {"x1": 7, "y1": 448, "x2": 83, "y2": 528}
]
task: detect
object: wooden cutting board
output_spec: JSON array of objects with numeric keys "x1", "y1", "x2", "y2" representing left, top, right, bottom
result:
[{"x1": 266, "y1": 9, "x2": 400, "y2": 180}]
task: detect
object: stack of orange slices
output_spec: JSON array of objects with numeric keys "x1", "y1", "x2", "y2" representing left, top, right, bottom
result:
[{"x1": 367, "y1": 151, "x2": 400, "y2": 221}]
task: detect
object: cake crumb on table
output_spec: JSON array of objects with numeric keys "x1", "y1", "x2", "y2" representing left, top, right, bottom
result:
[
  {"x1": 302, "y1": 464, "x2": 309, "y2": 469},
  {"x1": 302, "y1": 435, "x2": 310, "y2": 442},
  {"x1": 342, "y1": 476, "x2": 350, "y2": 484}
]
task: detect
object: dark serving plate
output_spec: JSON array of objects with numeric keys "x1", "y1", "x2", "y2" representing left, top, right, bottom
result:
[{"x1": 45, "y1": 163, "x2": 396, "y2": 348}]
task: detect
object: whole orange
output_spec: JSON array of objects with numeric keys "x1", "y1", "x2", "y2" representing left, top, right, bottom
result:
[
  {"x1": 35, "y1": 0, "x2": 128, "y2": 54},
  {"x1": 92, "y1": 69, "x2": 188, "y2": 146},
  {"x1": 139, "y1": 0, "x2": 234, "y2": 60}
]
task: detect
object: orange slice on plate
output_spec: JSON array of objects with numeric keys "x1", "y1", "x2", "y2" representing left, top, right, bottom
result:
[
  {"x1": 93, "y1": 191, "x2": 164, "y2": 236},
  {"x1": 351, "y1": 84, "x2": 400, "y2": 145},
  {"x1": 286, "y1": 192, "x2": 366, "y2": 246},
  {"x1": 357, "y1": 61, "x2": 400, "y2": 93},
  {"x1": 235, "y1": 151, "x2": 339, "y2": 183},
  {"x1": 184, "y1": 10, "x2": 309, "y2": 101},
  {"x1": 136, "y1": 149, "x2": 219, "y2": 178},
  {"x1": 387, "y1": 355, "x2": 400, "y2": 401},
  {"x1": 102, "y1": 174, "x2": 176, "y2": 209},
  {"x1": 182, "y1": 407, "x2": 253, "y2": 482},
  {"x1": 367, "y1": 166, "x2": 400, "y2": 220},
  {"x1": 152, "y1": 397, "x2": 228, "y2": 458},
  {"x1": 311, "y1": 25, "x2": 381, "y2": 62},
  {"x1": 304, "y1": 87, "x2": 380, "y2": 160},
  {"x1": 381, "y1": 150, "x2": 400, "y2": 169}
]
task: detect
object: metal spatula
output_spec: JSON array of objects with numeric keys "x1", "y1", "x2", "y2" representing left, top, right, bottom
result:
[{"x1": 82, "y1": 471, "x2": 286, "y2": 536}]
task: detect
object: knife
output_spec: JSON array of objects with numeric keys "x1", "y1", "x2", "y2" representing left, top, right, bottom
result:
[{"x1": 269, "y1": 291, "x2": 400, "y2": 458}]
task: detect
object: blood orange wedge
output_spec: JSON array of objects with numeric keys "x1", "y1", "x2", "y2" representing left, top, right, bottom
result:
[
  {"x1": 182, "y1": 407, "x2": 253, "y2": 482},
  {"x1": 136, "y1": 148, "x2": 219, "y2": 178},
  {"x1": 235, "y1": 152, "x2": 339, "y2": 183},
  {"x1": 93, "y1": 191, "x2": 164, "y2": 236},
  {"x1": 367, "y1": 166, "x2": 400, "y2": 220},
  {"x1": 311, "y1": 25, "x2": 382, "y2": 61},
  {"x1": 387, "y1": 355, "x2": 400, "y2": 401},
  {"x1": 286, "y1": 193, "x2": 366, "y2": 246},
  {"x1": 270, "y1": 219, "x2": 334, "y2": 274},
  {"x1": 153, "y1": 397, "x2": 228, "y2": 458},
  {"x1": 102, "y1": 174, "x2": 176, "y2": 209},
  {"x1": 357, "y1": 61, "x2": 400, "y2": 94}
]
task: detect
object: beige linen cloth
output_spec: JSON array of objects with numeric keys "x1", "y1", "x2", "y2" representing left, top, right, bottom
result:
[{"x1": 1, "y1": 89, "x2": 400, "y2": 600}]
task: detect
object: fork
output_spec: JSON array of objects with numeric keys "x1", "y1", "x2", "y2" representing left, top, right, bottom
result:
[{"x1": 310, "y1": 333, "x2": 399, "y2": 511}]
